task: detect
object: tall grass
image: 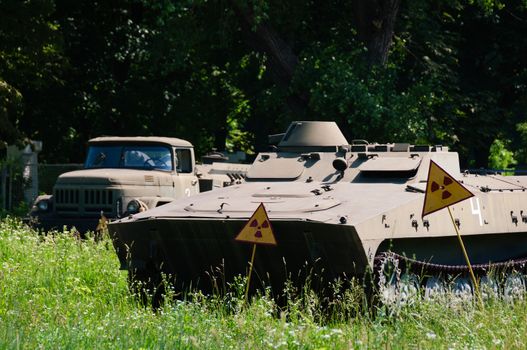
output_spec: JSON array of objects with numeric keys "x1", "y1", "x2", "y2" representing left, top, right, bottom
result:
[{"x1": 1, "y1": 217, "x2": 527, "y2": 349}]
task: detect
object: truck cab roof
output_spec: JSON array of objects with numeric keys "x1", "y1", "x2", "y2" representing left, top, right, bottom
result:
[{"x1": 88, "y1": 136, "x2": 193, "y2": 148}]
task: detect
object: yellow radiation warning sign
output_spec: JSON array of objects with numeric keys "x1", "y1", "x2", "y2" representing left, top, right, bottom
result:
[
  {"x1": 422, "y1": 160, "x2": 474, "y2": 217},
  {"x1": 235, "y1": 203, "x2": 277, "y2": 245}
]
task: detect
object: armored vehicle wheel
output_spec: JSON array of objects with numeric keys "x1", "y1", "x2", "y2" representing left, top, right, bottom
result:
[
  {"x1": 479, "y1": 276, "x2": 499, "y2": 299},
  {"x1": 375, "y1": 253, "x2": 420, "y2": 305},
  {"x1": 375, "y1": 253, "x2": 401, "y2": 304},
  {"x1": 424, "y1": 276, "x2": 447, "y2": 300},
  {"x1": 503, "y1": 273, "x2": 526, "y2": 301},
  {"x1": 398, "y1": 273, "x2": 420, "y2": 303},
  {"x1": 451, "y1": 277, "x2": 473, "y2": 302}
]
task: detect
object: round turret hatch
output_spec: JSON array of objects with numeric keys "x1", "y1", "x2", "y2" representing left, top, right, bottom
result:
[{"x1": 278, "y1": 121, "x2": 348, "y2": 148}]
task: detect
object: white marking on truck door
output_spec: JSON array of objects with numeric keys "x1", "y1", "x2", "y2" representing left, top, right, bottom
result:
[
  {"x1": 185, "y1": 188, "x2": 191, "y2": 197},
  {"x1": 470, "y1": 197, "x2": 483, "y2": 226}
]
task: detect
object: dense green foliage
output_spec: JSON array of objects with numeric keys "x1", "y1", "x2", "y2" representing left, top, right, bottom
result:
[
  {"x1": 1, "y1": 1, "x2": 526, "y2": 167},
  {"x1": 2, "y1": 218, "x2": 527, "y2": 348}
]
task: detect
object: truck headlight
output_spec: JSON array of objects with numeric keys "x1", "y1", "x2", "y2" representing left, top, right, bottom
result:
[
  {"x1": 126, "y1": 199, "x2": 146, "y2": 214},
  {"x1": 37, "y1": 200, "x2": 50, "y2": 212}
]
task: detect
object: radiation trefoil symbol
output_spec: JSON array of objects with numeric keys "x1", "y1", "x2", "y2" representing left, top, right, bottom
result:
[
  {"x1": 250, "y1": 217, "x2": 269, "y2": 238},
  {"x1": 422, "y1": 160, "x2": 474, "y2": 217},
  {"x1": 430, "y1": 176, "x2": 454, "y2": 200},
  {"x1": 235, "y1": 203, "x2": 277, "y2": 245}
]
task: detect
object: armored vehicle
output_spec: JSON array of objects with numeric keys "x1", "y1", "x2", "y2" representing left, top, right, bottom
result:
[
  {"x1": 109, "y1": 121, "x2": 527, "y2": 296},
  {"x1": 30, "y1": 136, "x2": 249, "y2": 233}
]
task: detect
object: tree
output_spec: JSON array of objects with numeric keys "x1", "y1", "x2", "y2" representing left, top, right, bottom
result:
[
  {"x1": 0, "y1": 80, "x2": 23, "y2": 146},
  {"x1": 0, "y1": 0, "x2": 66, "y2": 148},
  {"x1": 1, "y1": 0, "x2": 526, "y2": 168}
]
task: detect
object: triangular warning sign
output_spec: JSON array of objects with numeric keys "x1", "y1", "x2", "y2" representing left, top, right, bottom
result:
[
  {"x1": 422, "y1": 160, "x2": 474, "y2": 217},
  {"x1": 235, "y1": 203, "x2": 277, "y2": 245}
]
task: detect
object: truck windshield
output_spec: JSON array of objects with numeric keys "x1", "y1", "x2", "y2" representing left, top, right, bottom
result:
[{"x1": 84, "y1": 144, "x2": 173, "y2": 171}]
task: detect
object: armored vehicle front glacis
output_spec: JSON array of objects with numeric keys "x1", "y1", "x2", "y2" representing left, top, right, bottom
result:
[
  {"x1": 109, "y1": 121, "x2": 527, "y2": 294},
  {"x1": 29, "y1": 136, "x2": 249, "y2": 232}
]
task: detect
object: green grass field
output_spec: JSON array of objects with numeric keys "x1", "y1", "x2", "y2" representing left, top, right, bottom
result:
[{"x1": 1, "y1": 217, "x2": 527, "y2": 349}]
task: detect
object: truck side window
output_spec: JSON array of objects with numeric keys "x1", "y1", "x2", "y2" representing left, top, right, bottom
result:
[{"x1": 175, "y1": 149, "x2": 192, "y2": 173}]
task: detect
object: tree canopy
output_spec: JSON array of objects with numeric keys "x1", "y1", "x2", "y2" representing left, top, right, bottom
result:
[{"x1": 1, "y1": 0, "x2": 526, "y2": 167}]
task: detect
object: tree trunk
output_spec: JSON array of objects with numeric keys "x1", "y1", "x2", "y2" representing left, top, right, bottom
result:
[
  {"x1": 229, "y1": 1, "x2": 308, "y2": 116},
  {"x1": 353, "y1": 0, "x2": 401, "y2": 66}
]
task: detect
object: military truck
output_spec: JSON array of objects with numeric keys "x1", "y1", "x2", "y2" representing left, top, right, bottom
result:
[{"x1": 29, "y1": 136, "x2": 250, "y2": 232}]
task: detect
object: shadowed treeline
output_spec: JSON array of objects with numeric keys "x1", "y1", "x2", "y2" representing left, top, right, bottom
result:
[{"x1": 1, "y1": 1, "x2": 526, "y2": 168}]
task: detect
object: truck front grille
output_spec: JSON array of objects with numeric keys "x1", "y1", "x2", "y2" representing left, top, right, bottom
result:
[
  {"x1": 83, "y1": 189, "x2": 113, "y2": 205},
  {"x1": 55, "y1": 189, "x2": 80, "y2": 205},
  {"x1": 55, "y1": 188, "x2": 116, "y2": 217}
]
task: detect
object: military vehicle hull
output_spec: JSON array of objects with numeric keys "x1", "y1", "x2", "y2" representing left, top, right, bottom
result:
[
  {"x1": 110, "y1": 185, "x2": 527, "y2": 292},
  {"x1": 109, "y1": 121, "x2": 527, "y2": 296}
]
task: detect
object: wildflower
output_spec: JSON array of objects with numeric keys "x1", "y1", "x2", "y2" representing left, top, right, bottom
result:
[{"x1": 426, "y1": 332, "x2": 436, "y2": 340}]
